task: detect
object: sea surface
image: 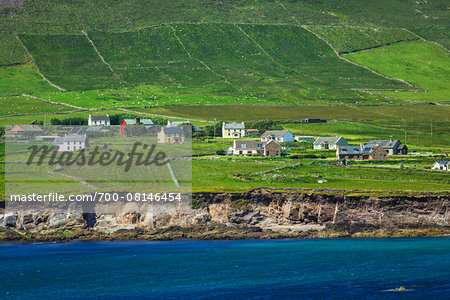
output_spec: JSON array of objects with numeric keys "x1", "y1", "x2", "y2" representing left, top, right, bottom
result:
[{"x1": 0, "y1": 238, "x2": 449, "y2": 299}]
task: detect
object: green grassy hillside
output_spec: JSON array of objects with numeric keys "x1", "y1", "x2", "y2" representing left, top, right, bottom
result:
[
  {"x1": 308, "y1": 26, "x2": 418, "y2": 53},
  {"x1": 1, "y1": 0, "x2": 448, "y2": 48},
  {"x1": 346, "y1": 41, "x2": 450, "y2": 103},
  {"x1": 18, "y1": 34, "x2": 122, "y2": 91}
]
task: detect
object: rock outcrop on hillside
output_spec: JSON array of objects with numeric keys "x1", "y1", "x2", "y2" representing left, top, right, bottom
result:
[{"x1": 1, "y1": 189, "x2": 449, "y2": 241}]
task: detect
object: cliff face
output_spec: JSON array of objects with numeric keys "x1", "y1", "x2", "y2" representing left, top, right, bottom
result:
[{"x1": 1, "y1": 190, "x2": 449, "y2": 241}]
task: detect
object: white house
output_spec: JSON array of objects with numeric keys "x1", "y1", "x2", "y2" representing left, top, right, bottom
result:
[
  {"x1": 432, "y1": 161, "x2": 449, "y2": 171},
  {"x1": 54, "y1": 134, "x2": 89, "y2": 151},
  {"x1": 88, "y1": 114, "x2": 110, "y2": 126},
  {"x1": 260, "y1": 130, "x2": 294, "y2": 143},
  {"x1": 313, "y1": 136, "x2": 348, "y2": 150}
]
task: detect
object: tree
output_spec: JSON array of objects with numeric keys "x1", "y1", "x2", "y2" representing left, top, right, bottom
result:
[{"x1": 50, "y1": 118, "x2": 62, "y2": 125}]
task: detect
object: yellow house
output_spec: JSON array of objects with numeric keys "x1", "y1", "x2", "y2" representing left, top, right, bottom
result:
[
  {"x1": 222, "y1": 122, "x2": 246, "y2": 138},
  {"x1": 158, "y1": 126, "x2": 185, "y2": 144}
]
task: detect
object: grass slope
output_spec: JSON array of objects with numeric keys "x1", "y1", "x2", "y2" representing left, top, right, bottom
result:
[
  {"x1": 345, "y1": 41, "x2": 450, "y2": 102},
  {"x1": 0, "y1": 95, "x2": 74, "y2": 116},
  {"x1": 18, "y1": 34, "x2": 121, "y2": 91},
  {"x1": 0, "y1": 33, "x2": 29, "y2": 65},
  {"x1": 87, "y1": 26, "x2": 225, "y2": 87},
  {"x1": 0, "y1": 64, "x2": 57, "y2": 95},
  {"x1": 308, "y1": 26, "x2": 418, "y2": 53},
  {"x1": 15, "y1": 24, "x2": 409, "y2": 94},
  {"x1": 1, "y1": 0, "x2": 448, "y2": 49}
]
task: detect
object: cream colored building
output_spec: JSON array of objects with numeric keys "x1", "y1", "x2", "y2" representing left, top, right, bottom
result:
[{"x1": 222, "y1": 122, "x2": 246, "y2": 138}]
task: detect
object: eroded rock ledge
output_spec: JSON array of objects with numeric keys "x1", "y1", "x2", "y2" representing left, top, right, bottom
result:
[{"x1": 1, "y1": 189, "x2": 449, "y2": 242}]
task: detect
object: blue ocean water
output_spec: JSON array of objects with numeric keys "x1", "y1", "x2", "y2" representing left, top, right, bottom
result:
[{"x1": 0, "y1": 238, "x2": 449, "y2": 299}]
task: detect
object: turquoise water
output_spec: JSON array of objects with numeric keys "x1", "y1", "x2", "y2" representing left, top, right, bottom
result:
[{"x1": 0, "y1": 238, "x2": 449, "y2": 299}]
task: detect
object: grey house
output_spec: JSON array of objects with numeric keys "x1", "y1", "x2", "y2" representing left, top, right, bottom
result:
[{"x1": 367, "y1": 139, "x2": 408, "y2": 155}]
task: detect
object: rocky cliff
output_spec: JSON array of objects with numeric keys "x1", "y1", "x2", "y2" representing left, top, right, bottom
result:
[{"x1": 1, "y1": 189, "x2": 449, "y2": 241}]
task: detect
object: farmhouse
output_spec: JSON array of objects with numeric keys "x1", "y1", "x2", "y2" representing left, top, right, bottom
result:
[
  {"x1": 54, "y1": 134, "x2": 89, "y2": 152},
  {"x1": 336, "y1": 144, "x2": 388, "y2": 160},
  {"x1": 88, "y1": 114, "x2": 110, "y2": 126},
  {"x1": 314, "y1": 136, "x2": 348, "y2": 150},
  {"x1": 231, "y1": 139, "x2": 281, "y2": 157},
  {"x1": 222, "y1": 122, "x2": 246, "y2": 138},
  {"x1": 367, "y1": 139, "x2": 408, "y2": 155},
  {"x1": 8, "y1": 125, "x2": 43, "y2": 137},
  {"x1": 432, "y1": 161, "x2": 449, "y2": 171},
  {"x1": 260, "y1": 130, "x2": 294, "y2": 143},
  {"x1": 158, "y1": 126, "x2": 185, "y2": 144}
]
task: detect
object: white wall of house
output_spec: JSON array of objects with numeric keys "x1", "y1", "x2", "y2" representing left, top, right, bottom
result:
[{"x1": 57, "y1": 141, "x2": 87, "y2": 151}]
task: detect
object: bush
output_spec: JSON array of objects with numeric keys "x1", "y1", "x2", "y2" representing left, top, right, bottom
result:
[{"x1": 216, "y1": 149, "x2": 226, "y2": 155}]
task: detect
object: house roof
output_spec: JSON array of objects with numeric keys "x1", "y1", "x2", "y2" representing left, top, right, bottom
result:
[
  {"x1": 361, "y1": 143, "x2": 378, "y2": 154},
  {"x1": 169, "y1": 121, "x2": 189, "y2": 127},
  {"x1": 367, "y1": 139, "x2": 400, "y2": 149},
  {"x1": 314, "y1": 136, "x2": 343, "y2": 145},
  {"x1": 140, "y1": 119, "x2": 153, "y2": 125},
  {"x1": 435, "y1": 161, "x2": 449, "y2": 166},
  {"x1": 234, "y1": 140, "x2": 264, "y2": 150},
  {"x1": 55, "y1": 134, "x2": 88, "y2": 144},
  {"x1": 90, "y1": 114, "x2": 109, "y2": 121},
  {"x1": 261, "y1": 130, "x2": 289, "y2": 138},
  {"x1": 11, "y1": 125, "x2": 43, "y2": 132},
  {"x1": 86, "y1": 125, "x2": 109, "y2": 132},
  {"x1": 247, "y1": 129, "x2": 259, "y2": 132},
  {"x1": 163, "y1": 127, "x2": 184, "y2": 134},
  {"x1": 224, "y1": 122, "x2": 245, "y2": 130},
  {"x1": 337, "y1": 146, "x2": 362, "y2": 155}
]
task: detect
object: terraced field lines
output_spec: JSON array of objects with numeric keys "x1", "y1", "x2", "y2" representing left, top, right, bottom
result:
[
  {"x1": 168, "y1": 24, "x2": 231, "y2": 85},
  {"x1": 82, "y1": 30, "x2": 116, "y2": 75},
  {"x1": 14, "y1": 33, "x2": 66, "y2": 92},
  {"x1": 301, "y1": 26, "x2": 417, "y2": 90},
  {"x1": 22, "y1": 94, "x2": 87, "y2": 110},
  {"x1": 235, "y1": 24, "x2": 281, "y2": 67}
]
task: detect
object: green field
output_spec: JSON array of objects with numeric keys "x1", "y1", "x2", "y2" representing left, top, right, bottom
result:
[
  {"x1": 0, "y1": 64, "x2": 57, "y2": 95},
  {"x1": 346, "y1": 41, "x2": 450, "y2": 103},
  {"x1": 192, "y1": 158, "x2": 449, "y2": 193},
  {"x1": 1, "y1": 0, "x2": 448, "y2": 48},
  {"x1": 0, "y1": 95, "x2": 74, "y2": 116},
  {"x1": 14, "y1": 24, "x2": 409, "y2": 95},
  {"x1": 0, "y1": 33, "x2": 29, "y2": 66},
  {"x1": 18, "y1": 34, "x2": 121, "y2": 91},
  {"x1": 0, "y1": 0, "x2": 449, "y2": 196}
]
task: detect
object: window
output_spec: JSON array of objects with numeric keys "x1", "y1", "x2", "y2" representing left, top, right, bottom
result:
[{"x1": 241, "y1": 144, "x2": 246, "y2": 148}]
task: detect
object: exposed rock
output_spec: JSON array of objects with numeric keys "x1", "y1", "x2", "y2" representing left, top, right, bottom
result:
[{"x1": 0, "y1": 191, "x2": 448, "y2": 241}]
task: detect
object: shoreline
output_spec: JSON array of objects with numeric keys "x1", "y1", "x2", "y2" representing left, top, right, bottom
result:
[
  {"x1": 1, "y1": 190, "x2": 449, "y2": 242},
  {"x1": 1, "y1": 235, "x2": 450, "y2": 245}
]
